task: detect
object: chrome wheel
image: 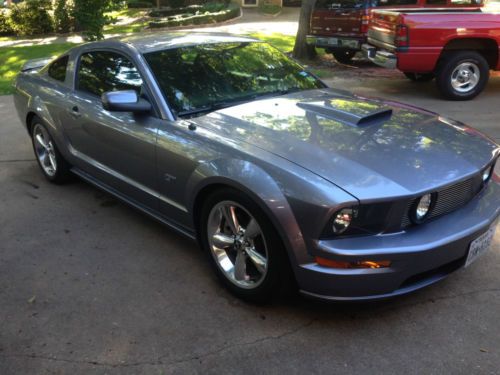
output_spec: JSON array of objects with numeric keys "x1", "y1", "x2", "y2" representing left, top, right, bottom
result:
[
  {"x1": 207, "y1": 201, "x2": 268, "y2": 289},
  {"x1": 33, "y1": 123, "x2": 57, "y2": 177},
  {"x1": 451, "y1": 62, "x2": 480, "y2": 93}
]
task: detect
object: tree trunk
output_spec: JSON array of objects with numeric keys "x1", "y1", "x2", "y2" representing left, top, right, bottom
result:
[
  {"x1": 292, "y1": 0, "x2": 317, "y2": 60},
  {"x1": 6, "y1": 0, "x2": 12, "y2": 7},
  {"x1": 156, "y1": 0, "x2": 160, "y2": 8}
]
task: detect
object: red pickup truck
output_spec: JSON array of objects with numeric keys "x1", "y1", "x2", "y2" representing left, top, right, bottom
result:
[
  {"x1": 306, "y1": 0, "x2": 483, "y2": 64},
  {"x1": 363, "y1": 9, "x2": 500, "y2": 100}
]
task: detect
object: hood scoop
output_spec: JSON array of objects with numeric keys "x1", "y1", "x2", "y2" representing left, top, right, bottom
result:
[{"x1": 297, "y1": 98, "x2": 393, "y2": 127}]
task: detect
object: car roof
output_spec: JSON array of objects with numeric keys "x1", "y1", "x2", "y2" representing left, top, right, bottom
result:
[{"x1": 81, "y1": 32, "x2": 261, "y2": 54}]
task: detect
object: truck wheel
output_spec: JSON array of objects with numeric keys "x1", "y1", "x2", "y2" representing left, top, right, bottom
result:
[
  {"x1": 436, "y1": 51, "x2": 489, "y2": 100},
  {"x1": 332, "y1": 50, "x2": 356, "y2": 64},
  {"x1": 404, "y1": 72, "x2": 435, "y2": 82}
]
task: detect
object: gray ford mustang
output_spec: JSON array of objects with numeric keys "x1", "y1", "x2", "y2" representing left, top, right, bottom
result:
[{"x1": 14, "y1": 33, "x2": 500, "y2": 302}]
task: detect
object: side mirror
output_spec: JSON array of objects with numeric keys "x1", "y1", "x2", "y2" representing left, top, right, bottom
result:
[{"x1": 101, "y1": 90, "x2": 152, "y2": 113}]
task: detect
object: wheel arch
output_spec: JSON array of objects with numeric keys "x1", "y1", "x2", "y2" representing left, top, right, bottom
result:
[
  {"x1": 441, "y1": 38, "x2": 498, "y2": 69},
  {"x1": 187, "y1": 159, "x2": 311, "y2": 269},
  {"x1": 26, "y1": 111, "x2": 37, "y2": 136}
]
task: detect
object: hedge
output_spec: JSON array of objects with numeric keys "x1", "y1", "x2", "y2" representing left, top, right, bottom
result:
[{"x1": 149, "y1": 3, "x2": 239, "y2": 28}]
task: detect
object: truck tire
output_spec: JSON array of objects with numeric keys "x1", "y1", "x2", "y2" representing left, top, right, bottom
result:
[
  {"x1": 332, "y1": 50, "x2": 356, "y2": 64},
  {"x1": 435, "y1": 51, "x2": 489, "y2": 100},
  {"x1": 404, "y1": 72, "x2": 435, "y2": 82}
]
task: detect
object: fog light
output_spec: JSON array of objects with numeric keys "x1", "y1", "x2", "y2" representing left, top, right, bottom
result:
[
  {"x1": 411, "y1": 193, "x2": 435, "y2": 224},
  {"x1": 316, "y1": 257, "x2": 391, "y2": 269},
  {"x1": 332, "y1": 208, "x2": 356, "y2": 234}
]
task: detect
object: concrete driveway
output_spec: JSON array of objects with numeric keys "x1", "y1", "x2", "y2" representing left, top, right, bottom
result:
[{"x1": 0, "y1": 75, "x2": 499, "y2": 374}]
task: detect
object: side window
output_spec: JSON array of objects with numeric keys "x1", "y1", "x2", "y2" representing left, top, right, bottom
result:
[
  {"x1": 48, "y1": 55, "x2": 69, "y2": 82},
  {"x1": 77, "y1": 51, "x2": 143, "y2": 97}
]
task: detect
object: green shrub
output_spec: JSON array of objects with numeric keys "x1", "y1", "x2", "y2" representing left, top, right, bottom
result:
[
  {"x1": 149, "y1": 2, "x2": 239, "y2": 28},
  {"x1": 73, "y1": 0, "x2": 121, "y2": 41},
  {"x1": 0, "y1": 10, "x2": 14, "y2": 36},
  {"x1": 54, "y1": 0, "x2": 74, "y2": 33},
  {"x1": 9, "y1": 0, "x2": 54, "y2": 36}
]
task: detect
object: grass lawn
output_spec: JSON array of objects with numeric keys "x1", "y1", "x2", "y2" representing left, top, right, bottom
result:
[
  {"x1": 104, "y1": 8, "x2": 149, "y2": 34},
  {"x1": 0, "y1": 43, "x2": 76, "y2": 95}
]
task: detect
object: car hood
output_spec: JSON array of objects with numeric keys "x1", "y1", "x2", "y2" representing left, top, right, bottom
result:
[{"x1": 193, "y1": 89, "x2": 499, "y2": 201}]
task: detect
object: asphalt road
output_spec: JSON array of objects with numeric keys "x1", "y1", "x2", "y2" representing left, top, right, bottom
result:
[{"x1": 1, "y1": 74, "x2": 499, "y2": 375}]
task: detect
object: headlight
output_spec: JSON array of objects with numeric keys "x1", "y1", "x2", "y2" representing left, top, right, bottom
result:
[
  {"x1": 332, "y1": 208, "x2": 355, "y2": 234},
  {"x1": 411, "y1": 193, "x2": 435, "y2": 224}
]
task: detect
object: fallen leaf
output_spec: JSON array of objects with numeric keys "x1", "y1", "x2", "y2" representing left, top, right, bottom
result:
[
  {"x1": 28, "y1": 296, "x2": 36, "y2": 304},
  {"x1": 480, "y1": 348, "x2": 488, "y2": 353}
]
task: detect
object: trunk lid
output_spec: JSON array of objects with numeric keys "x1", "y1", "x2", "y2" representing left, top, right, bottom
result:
[{"x1": 193, "y1": 89, "x2": 499, "y2": 201}]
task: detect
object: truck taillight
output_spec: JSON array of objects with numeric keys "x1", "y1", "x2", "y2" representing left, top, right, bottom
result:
[
  {"x1": 361, "y1": 12, "x2": 371, "y2": 34},
  {"x1": 395, "y1": 24, "x2": 409, "y2": 47}
]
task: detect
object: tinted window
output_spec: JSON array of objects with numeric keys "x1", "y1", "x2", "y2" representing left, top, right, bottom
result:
[
  {"x1": 77, "y1": 51, "x2": 143, "y2": 97},
  {"x1": 145, "y1": 42, "x2": 325, "y2": 117},
  {"x1": 425, "y1": 0, "x2": 447, "y2": 4},
  {"x1": 48, "y1": 55, "x2": 69, "y2": 82}
]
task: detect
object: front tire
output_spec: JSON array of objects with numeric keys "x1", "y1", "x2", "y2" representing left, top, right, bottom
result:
[
  {"x1": 435, "y1": 51, "x2": 489, "y2": 100},
  {"x1": 199, "y1": 188, "x2": 294, "y2": 303},
  {"x1": 31, "y1": 117, "x2": 71, "y2": 183}
]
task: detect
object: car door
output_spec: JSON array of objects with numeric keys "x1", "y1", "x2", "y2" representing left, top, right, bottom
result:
[{"x1": 63, "y1": 50, "x2": 160, "y2": 209}]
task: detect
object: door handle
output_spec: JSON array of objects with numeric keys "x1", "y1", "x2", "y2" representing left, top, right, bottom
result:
[{"x1": 70, "y1": 106, "x2": 81, "y2": 119}]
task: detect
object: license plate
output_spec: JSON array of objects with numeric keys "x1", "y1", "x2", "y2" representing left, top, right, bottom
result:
[{"x1": 465, "y1": 225, "x2": 496, "y2": 267}]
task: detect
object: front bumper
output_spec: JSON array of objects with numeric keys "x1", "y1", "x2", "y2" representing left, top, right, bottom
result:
[
  {"x1": 307, "y1": 35, "x2": 363, "y2": 50},
  {"x1": 296, "y1": 181, "x2": 500, "y2": 301},
  {"x1": 362, "y1": 43, "x2": 397, "y2": 69}
]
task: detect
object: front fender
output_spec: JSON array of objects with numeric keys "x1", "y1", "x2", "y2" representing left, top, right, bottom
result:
[
  {"x1": 186, "y1": 158, "x2": 309, "y2": 266},
  {"x1": 185, "y1": 157, "x2": 358, "y2": 268}
]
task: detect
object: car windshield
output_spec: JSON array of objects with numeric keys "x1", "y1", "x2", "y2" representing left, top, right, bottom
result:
[{"x1": 144, "y1": 41, "x2": 325, "y2": 117}]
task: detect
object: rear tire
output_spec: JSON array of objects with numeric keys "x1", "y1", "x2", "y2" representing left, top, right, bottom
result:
[
  {"x1": 31, "y1": 116, "x2": 71, "y2": 184},
  {"x1": 404, "y1": 72, "x2": 435, "y2": 82},
  {"x1": 332, "y1": 50, "x2": 356, "y2": 64},
  {"x1": 435, "y1": 51, "x2": 489, "y2": 101},
  {"x1": 199, "y1": 188, "x2": 295, "y2": 303}
]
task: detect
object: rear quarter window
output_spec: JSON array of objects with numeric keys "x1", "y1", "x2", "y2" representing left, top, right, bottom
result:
[{"x1": 48, "y1": 55, "x2": 69, "y2": 82}]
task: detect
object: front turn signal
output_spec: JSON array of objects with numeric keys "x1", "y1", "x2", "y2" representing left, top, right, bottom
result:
[{"x1": 316, "y1": 257, "x2": 391, "y2": 269}]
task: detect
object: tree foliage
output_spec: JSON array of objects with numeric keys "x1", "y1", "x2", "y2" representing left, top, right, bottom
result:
[
  {"x1": 73, "y1": 0, "x2": 121, "y2": 41},
  {"x1": 54, "y1": 0, "x2": 74, "y2": 33}
]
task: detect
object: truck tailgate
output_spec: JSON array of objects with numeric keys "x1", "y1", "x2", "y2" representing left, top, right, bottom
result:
[
  {"x1": 367, "y1": 10, "x2": 400, "y2": 50},
  {"x1": 311, "y1": 8, "x2": 365, "y2": 37}
]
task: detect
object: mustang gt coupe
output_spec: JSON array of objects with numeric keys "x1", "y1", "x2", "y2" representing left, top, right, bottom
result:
[{"x1": 14, "y1": 33, "x2": 499, "y2": 302}]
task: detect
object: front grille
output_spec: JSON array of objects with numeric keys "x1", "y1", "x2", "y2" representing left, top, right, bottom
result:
[{"x1": 401, "y1": 173, "x2": 484, "y2": 229}]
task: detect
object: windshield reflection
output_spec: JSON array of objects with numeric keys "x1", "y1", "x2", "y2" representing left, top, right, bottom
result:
[{"x1": 144, "y1": 42, "x2": 325, "y2": 117}]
